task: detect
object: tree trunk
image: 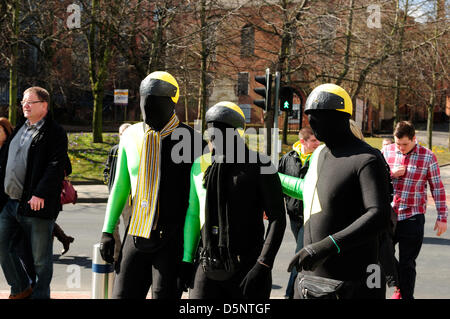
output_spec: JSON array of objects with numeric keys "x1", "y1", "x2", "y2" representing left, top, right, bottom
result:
[
  {"x1": 87, "y1": 0, "x2": 113, "y2": 143},
  {"x1": 8, "y1": 0, "x2": 19, "y2": 126},
  {"x1": 92, "y1": 86, "x2": 104, "y2": 143},
  {"x1": 427, "y1": 94, "x2": 434, "y2": 149},
  {"x1": 9, "y1": 60, "x2": 18, "y2": 126},
  {"x1": 279, "y1": 0, "x2": 291, "y2": 147},
  {"x1": 448, "y1": 120, "x2": 449, "y2": 150},
  {"x1": 336, "y1": 0, "x2": 354, "y2": 86},
  {"x1": 393, "y1": 72, "x2": 400, "y2": 129},
  {"x1": 184, "y1": 84, "x2": 189, "y2": 123},
  {"x1": 392, "y1": 0, "x2": 408, "y2": 131},
  {"x1": 198, "y1": 0, "x2": 208, "y2": 134},
  {"x1": 282, "y1": 112, "x2": 289, "y2": 145}
]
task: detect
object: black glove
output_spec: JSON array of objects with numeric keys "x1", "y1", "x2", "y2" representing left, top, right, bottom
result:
[
  {"x1": 239, "y1": 262, "x2": 272, "y2": 299},
  {"x1": 287, "y1": 236, "x2": 338, "y2": 272},
  {"x1": 177, "y1": 262, "x2": 195, "y2": 292},
  {"x1": 99, "y1": 232, "x2": 115, "y2": 264}
]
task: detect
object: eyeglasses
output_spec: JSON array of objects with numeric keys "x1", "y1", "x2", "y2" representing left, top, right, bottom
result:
[{"x1": 21, "y1": 100, "x2": 43, "y2": 106}]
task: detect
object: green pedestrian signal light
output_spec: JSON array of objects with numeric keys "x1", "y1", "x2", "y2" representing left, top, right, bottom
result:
[{"x1": 279, "y1": 86, "x2": 294, "y2": 112}]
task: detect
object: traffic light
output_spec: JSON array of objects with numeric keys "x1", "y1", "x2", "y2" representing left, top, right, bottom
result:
[
  {"x1": 253, "y1": 68, "x2": 272, "y2": 111},
  {"x1": 279, "y1": 86, "x2": 294, "y2": 112}
]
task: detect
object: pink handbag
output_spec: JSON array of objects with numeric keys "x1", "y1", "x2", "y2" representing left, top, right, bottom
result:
[{"x1": 61, "y1": 179, "x2": 77, "y2": 205}]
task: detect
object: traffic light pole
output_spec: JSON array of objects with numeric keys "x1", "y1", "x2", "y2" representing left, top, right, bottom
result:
[{"x1": 272, "y1": 71, "x2": 281, "y2": 166}]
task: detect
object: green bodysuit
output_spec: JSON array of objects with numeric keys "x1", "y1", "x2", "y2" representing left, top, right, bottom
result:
[
  {"x1": 102, "y1": 122, "x2": 145, "y2": 234},
  {"x1": 182, "y1": 153, "x2": 211, "y2": 263}
]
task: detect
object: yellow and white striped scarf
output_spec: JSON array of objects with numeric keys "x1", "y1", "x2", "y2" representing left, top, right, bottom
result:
[{"x1": 128, "y1": 113, "x2": 180, "y2": 238}]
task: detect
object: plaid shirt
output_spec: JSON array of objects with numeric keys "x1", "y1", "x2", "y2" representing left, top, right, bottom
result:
[
  {"x1": 382, "y1": 143, "x2": 448, "y2": 223},
  {"x1": 20, "y1": 118, "x2": 45, "y2": 146}
]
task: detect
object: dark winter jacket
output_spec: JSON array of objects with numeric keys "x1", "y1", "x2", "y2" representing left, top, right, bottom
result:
[
  {"x1": 278, "y1": 149, "x2": 310, "y2": 224},
  {"x1": 0, "y1": 113, "x2": 68, "y2": 219}
]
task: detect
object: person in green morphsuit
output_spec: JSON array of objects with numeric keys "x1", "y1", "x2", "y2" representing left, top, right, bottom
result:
[
  {"x1": 99, "y1": 71, "x2": 205, "y2": 299},
  {"x1": 179, "y1": 101, "x2": 286, "y2": 299}
]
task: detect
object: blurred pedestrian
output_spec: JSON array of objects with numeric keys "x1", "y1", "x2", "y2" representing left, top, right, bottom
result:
[
  {"x1": 382, "y1": 137, "x2": 394, "y2": 148},
  {"x1": 103, "y1": 122, "x2": 132, "y2": 262},
  {"x1": 104, "y1": 123, "x2": 132, "y2": 192},
  {"x1": 0, "y1": 117, "x2": 13, "y2": 147}
]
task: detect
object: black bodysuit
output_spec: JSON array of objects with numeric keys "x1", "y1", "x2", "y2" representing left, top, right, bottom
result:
[
  {"x1": 282, "y1": 111, "x2": 392, "y2": 298},
  {"x1": 303, "y1": 140, "x2": 391, "y2": 282}
]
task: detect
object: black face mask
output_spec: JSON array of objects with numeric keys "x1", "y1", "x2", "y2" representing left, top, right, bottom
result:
[
  {"x1": 307, "y1": 110, "x2": 351, "y2": 146},
  {"x1": 140, "y1": 95, "x2": 175, "y2": 131},
  {"x1": 206, "y1": 122, "x2": 244, "y2": 161}
]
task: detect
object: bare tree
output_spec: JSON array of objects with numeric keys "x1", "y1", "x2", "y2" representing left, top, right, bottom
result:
[
  {"x1": 75, "y1": 0, "x2": 130, "y2": 142},
  {"x1": 0, "y1": 0, "x2": 21, "y2": 125}
]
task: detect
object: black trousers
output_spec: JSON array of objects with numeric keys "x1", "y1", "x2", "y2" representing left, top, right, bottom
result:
[
  {"x1": 189, "y1": 259, "x2": 272, "y2": 299},
  {"x1": 112, "y1": 233, "x2": 183, "y2": 299},
  {"x1": 393, "y1": 214, "x2": 425, "y2": 299}
]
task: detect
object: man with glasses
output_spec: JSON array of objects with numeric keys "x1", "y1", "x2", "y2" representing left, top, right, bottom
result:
[{"x1": 0, "y1": 87, "x2": 69, "y2": 299}]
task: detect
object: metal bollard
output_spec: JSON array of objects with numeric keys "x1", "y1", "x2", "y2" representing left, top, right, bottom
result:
[{"x1": 92, "y1": 243, "x2": 115, "y2": 299}]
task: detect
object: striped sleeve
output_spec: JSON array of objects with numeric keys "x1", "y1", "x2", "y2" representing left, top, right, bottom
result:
[{"x1": 427, "y1": 153, "x2": 448, "y2": 223}]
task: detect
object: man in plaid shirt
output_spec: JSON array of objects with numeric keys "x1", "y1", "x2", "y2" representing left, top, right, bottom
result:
[{"x1": 382, "y1": 121, "x2": 448, "y2": 299}]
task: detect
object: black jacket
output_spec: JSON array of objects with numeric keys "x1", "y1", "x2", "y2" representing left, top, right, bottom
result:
[
  {"x1": 103, "y1": 144, "x2": 119, "y2": 192},
  {"x1": 0, "y1": 113, "x2": 68, "y2": 219},
  {"x1": 278, "y1": 149, "x2": 310, "y2": 224}
]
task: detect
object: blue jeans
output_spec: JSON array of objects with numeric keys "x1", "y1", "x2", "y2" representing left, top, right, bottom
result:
[
  {"x1": 0, "y1": 199, "x2": 55, "y2": 298},
  {"x1": 285, "y1": 218, "x2": 304, "y2": 298}
]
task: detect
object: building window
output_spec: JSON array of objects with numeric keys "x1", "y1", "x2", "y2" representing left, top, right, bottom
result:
[
  {"x1": 317, "y1": 15, "x2": 338, "y2": 54},
  {"x1": 237, "y1": 72, "x2": 249, "y2": 96},
  {"x1": 240, "y1": 25, "x2": 255, "y2": 57},
  {"x1": 239, "y1": 104, "x2": 251, "y2": 123}
]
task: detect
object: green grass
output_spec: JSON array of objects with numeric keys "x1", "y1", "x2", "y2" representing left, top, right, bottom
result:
[
  {"x1": 68, "y1": 132, "x2": 119, "y2": 183},
  {"x1": 67, "y1": 132, "x2": 450, "y2": 182},
  {"x1": 280, "y1": 135, "x2": 450, "y2": 167}
]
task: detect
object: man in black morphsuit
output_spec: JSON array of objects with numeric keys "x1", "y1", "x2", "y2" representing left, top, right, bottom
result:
[
  {"x1": 180, "y1": 102, "x2": 286, "y2": 299},
  {"x1": 99, "y1": 71, "x2": 205, "y2": 298},
  {"x1": 284, "y1": 84, "x2": 391, "y2": 299}
]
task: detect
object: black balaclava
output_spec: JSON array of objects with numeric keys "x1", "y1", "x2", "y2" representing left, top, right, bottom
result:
[
  {"x1": 307, "y1": 110, "x2": 356, "y2": 148},
  {"x1": 140, "y1": 95, "x2": 175, "y2": 131},
  {"x1": 206, "y1": 122, "x2": 245, "y2": 163}
]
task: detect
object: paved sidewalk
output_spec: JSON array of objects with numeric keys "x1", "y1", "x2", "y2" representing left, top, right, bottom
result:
[{"x1": 73, "y1": 182, "x2": 109, "y2": 204}]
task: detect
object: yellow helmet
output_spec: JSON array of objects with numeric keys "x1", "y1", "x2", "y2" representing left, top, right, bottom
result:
[
  {"x1": 205, "y1": 101, "x2": 246, "y2": 136},
  {"x1": 140, "y1": 71, "x2": 180, "y2": 104},
  {"x1": 304, "y1": 83, "x2": 352, "y2": 116}
]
